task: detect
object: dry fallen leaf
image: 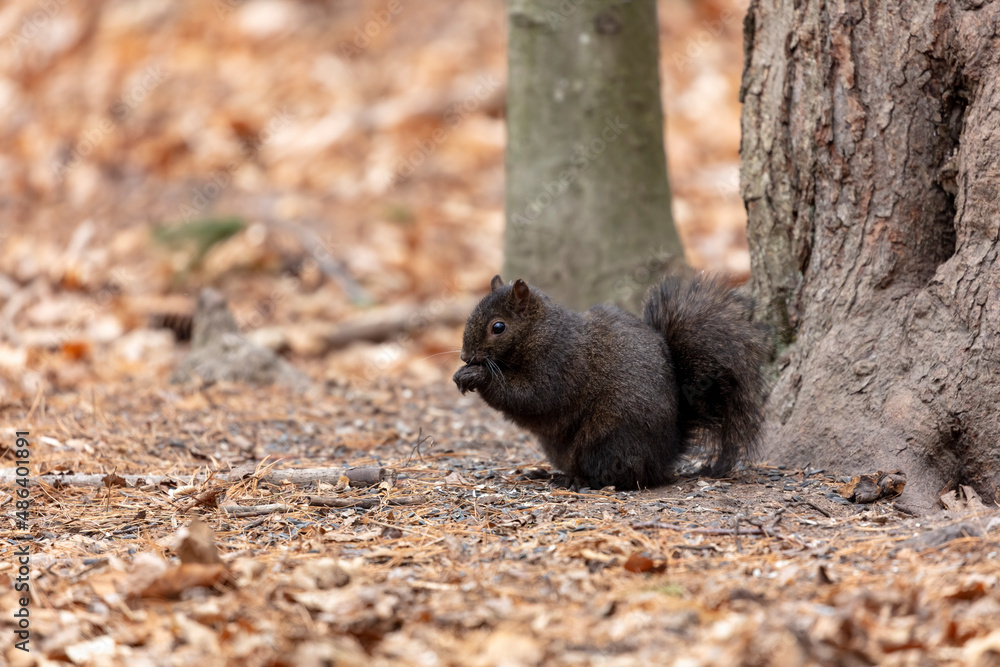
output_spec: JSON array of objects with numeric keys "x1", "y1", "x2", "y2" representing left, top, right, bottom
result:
[
  {"x1": 174, "y1": 518, "x2": 223, "y2": 565},
  {"x1": 6, "y1": 0, "x2": 996, "y2": 664},
  {"x1": 61, "y1": 340, "x2": 91, "y2": 361},
  {"x1": 101, "y1": 471, "x2": 128, "y2": 488},
  {"x1": 940, "y1": 484, "x2": 989, "y2": 512},
  {"x1": 292, "y1": 558, "x2": 351, "y2": 590},
  {"x1": 138, "y1": 563, "x2": 228, "y2": 600},
  {"x1": 623, "y1": 553, "x2": 667, "y2": 574},
  {"x1": 839, "y1": 470, "x2": 906, "y2": 503}
]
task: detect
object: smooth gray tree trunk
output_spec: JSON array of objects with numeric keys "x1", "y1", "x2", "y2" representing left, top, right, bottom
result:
[
  {"x1": 504, "y1": 0, "x2": 683, "y2": 312},
  {"x1": 742, "y1": 0, "x2": 1000, "y2": 512}
]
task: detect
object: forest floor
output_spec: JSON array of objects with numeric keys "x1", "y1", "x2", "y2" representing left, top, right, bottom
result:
[
  {"x1": 1, "y1": 379, "x2": 999, "y2": 666},
  {"x1": 1, "y1": 0, "x2": 999, "y2": 665}
]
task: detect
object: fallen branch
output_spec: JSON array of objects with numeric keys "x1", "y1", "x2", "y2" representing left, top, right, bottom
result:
[
  {"x1": 308, "y1": 494, "x2": 428, "y2": 509},
  {"x1": 222, "y1": 503, "x2": 300, "y2": 517},
  {"x1": 671, "y1": 544, "x2": 723, "y2": 552},
  {"x1": 317, "y1": 299, "x2": 477, "y2": 351},
  {"x1": 249, "y1": 466, "x2": 395, "y2": 488},
  {"x1": 0, "y1": 465, "x2": 395, "y2": 489},
  {"x1": 253, "y1": 299, "x2": 478, "y2": 356},
  {"x1": 468, "y1": 493, "x2": 507, "y2": 505},
  {"x1": 633, "y1": 521, "x2": 768, "y2": 535}
]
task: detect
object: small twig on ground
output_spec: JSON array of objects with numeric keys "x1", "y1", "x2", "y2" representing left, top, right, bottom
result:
[
  {"x1": 672, "y1": 544, "x2": 723, "y2": 552},
  {"x1": 308, "y1": 495, "x2": 429, "y2": 509},
  {"x1": 1, "y1": 465, "x2": 395, "y2": 489},
  {"x1": 241, "y1": 516, "x2": 272, "y2": 531},
  {"x1": 229, "y1": 464, "x2": 396, "y2": 488},
  {"x1": 26, "y1": 379, "x2": 47, "y2": 422},
  {"x1": 221, "y1": 503, "x2": 300, "y2": 517},
  {"x1": 750, "y1": 508, "x2": 785, "y2": 538},
  {"x1": 470, "y1": 494, "x2": 507, "y2": 505},
  {"x1": 179, "y1": 487, "x2": 226, "y2": 512},
  {"x1": 406, "y1": 428, "x2": 434, "y2": 465},
  {"x1": 632, "y1": 521, "x2": 766, "y2": 536},
  {"x1": 799, "y1": 500, "x2": 832, "y2": 518}
]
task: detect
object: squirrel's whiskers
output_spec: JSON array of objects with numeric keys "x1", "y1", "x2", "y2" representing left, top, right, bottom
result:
[{"x1": 419, "y1": 349, "x2": 463, "y2": 362}]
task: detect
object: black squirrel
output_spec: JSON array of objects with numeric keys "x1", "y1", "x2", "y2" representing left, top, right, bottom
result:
[{"x1": 453, "y1": 274, "x2": 770, "y2": 490}]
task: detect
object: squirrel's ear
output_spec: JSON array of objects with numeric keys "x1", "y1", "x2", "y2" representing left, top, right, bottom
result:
[
  {"x1": 490, "y1": 275, "x2": 504, "y2": 292},
  {"x1": 512, "y1": 279, "x2": 530, "y2": 313}
]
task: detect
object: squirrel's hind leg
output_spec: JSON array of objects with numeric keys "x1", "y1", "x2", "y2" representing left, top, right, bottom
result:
[
  {"x1": 575, "y1": 426, "x2": 682, "y2": 490},
  {"x1": 548, "y1": 472, "x2": 589, "y2": 491}
]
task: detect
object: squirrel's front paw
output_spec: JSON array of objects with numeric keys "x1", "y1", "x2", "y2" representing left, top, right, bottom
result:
[
  {"x1": 549, "y1": 472, "x2": 589, "y2": 491},
  {"x1": 453, "y1": 364, "x2": 486, "y2": 394}
]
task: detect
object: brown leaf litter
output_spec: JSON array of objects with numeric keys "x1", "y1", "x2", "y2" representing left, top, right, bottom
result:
[{"x1": 1, "y1": 379, "x2": 998, "y2": 666}]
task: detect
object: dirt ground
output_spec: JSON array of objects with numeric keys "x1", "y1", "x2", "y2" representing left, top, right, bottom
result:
[
  {"x1": 2, "y1": 379, "x2": 999, "y2": 666},
  {"x1": 1, "y1": 0, "x2": 999, "y2": 665}
]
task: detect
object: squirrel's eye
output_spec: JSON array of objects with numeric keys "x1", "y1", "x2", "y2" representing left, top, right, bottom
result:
[{"x1": 491, "y1": 321, "x2": 506, "y2": 335}]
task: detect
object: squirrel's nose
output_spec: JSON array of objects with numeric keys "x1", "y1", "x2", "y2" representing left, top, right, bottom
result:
[{"x1": 460, "y1": 350, "x2": 480, "y2": 364}]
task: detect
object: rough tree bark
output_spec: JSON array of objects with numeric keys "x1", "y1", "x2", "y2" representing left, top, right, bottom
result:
[
  {"x1": 505, "y1": 0, "x2": 683, "y2": 312},
  {"x1": 741, "y1": 0, "x2": 1000, "y2": 511}
]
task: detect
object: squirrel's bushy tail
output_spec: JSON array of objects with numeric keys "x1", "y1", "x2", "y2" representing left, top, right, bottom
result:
[{"x1": 644, "y1": 276, "x2": 770, "y2": 476}]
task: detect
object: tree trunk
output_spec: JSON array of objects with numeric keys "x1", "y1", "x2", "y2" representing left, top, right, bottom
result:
[
  {"x1": 741, "y1": 0, "x2": 1000, "y2": 512},
  {"x1": 505, "y1": 0, "x2": 683, "y2": 312}
]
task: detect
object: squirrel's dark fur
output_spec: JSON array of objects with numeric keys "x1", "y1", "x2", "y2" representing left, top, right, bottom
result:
[{"x1": 453, "y1": 274, "x2": 770, "y2": 489}]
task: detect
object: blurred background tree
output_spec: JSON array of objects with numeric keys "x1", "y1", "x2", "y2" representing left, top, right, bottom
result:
[
  {"x1": 504, "y1": 0, "x2": 684, "y2": 311},
  {"x1": 0, "y1": 0, "x2": 748, "y2": 390}
]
